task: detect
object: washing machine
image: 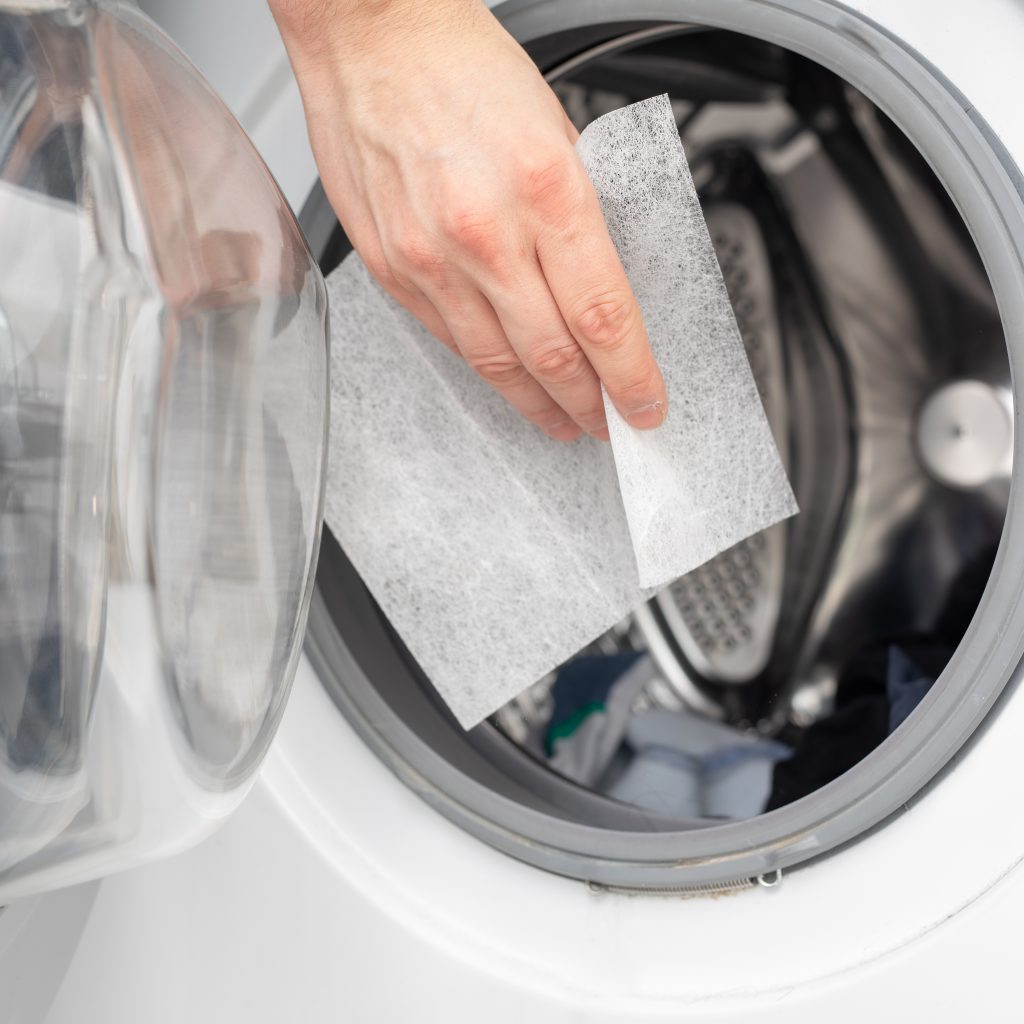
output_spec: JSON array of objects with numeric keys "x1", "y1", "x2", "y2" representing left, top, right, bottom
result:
[{"x1": 3, "y1": 0, "x2": 1024, "y2": 1020}]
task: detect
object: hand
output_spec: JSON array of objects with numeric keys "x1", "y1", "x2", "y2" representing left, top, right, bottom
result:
[{"x1": 270, "y1": 0, "x2": 667, "y2": 441}]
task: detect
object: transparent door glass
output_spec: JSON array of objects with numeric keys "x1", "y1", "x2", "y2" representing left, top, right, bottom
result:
[{"x1": 0, "y1": 0, "x2": 328, "y2": 901}]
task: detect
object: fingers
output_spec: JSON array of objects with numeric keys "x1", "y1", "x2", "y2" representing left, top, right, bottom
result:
[
  {"x1": 425, "y1": 279, "x2": 583, "y2": 442},
  {"x1": 361, "y1": 204, "x2": 588, "y2": 442},
  {"x1": 380, "y1": 278, "x2": 457, "y2": 353},
  {"x1": 350, "y1": 222, "x2": 459, "y2": 352},
  {"x1": 365, "y1": 232, "x2": 579, "y2": 439},
  {"x1": 484, "y1": 264, "x2": 610, "y2": 440},
  {"x1": 347, "y1": 143, "x2": 666, "y2": 442},
  {"x1": 534, "y1": 165, "x2": 667, "y2": 430},
  {"x1": 391, "y1": 171, "x2": 613, "y2": 439}
]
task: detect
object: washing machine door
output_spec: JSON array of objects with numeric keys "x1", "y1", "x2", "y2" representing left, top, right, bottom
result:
[{"x1": 0, "y1": 1, "x2": 329, "y2": 902}]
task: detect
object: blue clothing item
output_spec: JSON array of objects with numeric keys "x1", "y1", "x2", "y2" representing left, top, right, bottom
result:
[
  {"x1": 545, "y1": 651, "x2": 644, "y2": 756},
  {"x1": 546, "y1": 652, "x2": 655, "y2": 787},
  {"x1": 604, "y1": 710, "x2": 792, "y2": 820},
  {"x1": 886, "y1": 645, "x2": 935, "y2": 734}
]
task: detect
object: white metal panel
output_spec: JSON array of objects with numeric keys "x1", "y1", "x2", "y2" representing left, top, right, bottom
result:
[{"x1": 43, "y1": 649, "x2": 1024, "y2": 1020}]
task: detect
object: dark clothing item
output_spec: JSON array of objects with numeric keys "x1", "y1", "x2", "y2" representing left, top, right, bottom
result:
[
  {"x1": 767, "y1": 543, "x2": 996, "y2": 811},
  {"x1": 887, "y1": 646, "x2": 935, "y2": 734},
  {"x1": 766, "y1": 696, "x2": 888, "y2": 810},
  {"x1": 934, "y1": 542, "x2": 998, "y2": 643}
]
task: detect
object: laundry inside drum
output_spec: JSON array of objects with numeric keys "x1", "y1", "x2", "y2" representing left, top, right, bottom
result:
[{"x1": 309, "y1": 24, "x2": 1012, "y2": 840}]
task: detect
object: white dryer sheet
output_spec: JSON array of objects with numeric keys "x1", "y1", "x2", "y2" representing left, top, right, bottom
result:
[{"x1": 323, "y1": 94, "x2": 797, "y2": 728}]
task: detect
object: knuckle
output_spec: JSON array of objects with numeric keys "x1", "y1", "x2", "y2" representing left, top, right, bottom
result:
[
  {"x1": 571, "y1": 291, "x2": 637, "y2": 353},
  {"x1": 393, "y1": 233, "x2": 446, "y2": 279},
  {"x1": 526, "y1": 339, "x2": 591, "y2": 385},
  {"x1": 468, "y1": 353, "x2": 530, "y2": 388},
  {"x1": 441, "y1": 205, "x2": 503, "y2": 264},
  {"x1": 517, "y1": 152, "x2": 580, "y2": 217}
]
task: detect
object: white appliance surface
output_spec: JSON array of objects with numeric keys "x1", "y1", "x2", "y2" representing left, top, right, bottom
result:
[
  {"x1": 33, "y1": 655, "x2": 1024, "y2": 1020},
  {"x1": 6, "y1": 1, "x2": 1024, "y2": 1020}
]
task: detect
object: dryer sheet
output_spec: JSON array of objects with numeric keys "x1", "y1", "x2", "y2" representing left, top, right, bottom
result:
[{"x1": 323, "y1": 94, "x2": 797, "y2": 728}]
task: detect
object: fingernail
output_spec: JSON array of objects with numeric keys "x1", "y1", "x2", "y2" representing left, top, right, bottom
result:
[
  {"x1": 545, "y1": 420, "x2": 582, "y2": 442},
  {"x1": 627, "y1": 401, "x2": 666, "y2": 430},
  {"x1": 589, "y1": 425, "x2": 610, "y2": 442}
]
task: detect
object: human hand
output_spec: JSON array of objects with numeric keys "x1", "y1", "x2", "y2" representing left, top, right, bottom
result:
[{"x1": 270, "y1": 0, "x2": 667, "y2": 441}]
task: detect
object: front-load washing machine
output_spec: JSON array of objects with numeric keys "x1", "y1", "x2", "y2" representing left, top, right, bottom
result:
[{"x1": 3, "y1": 0, "x2": 1024, "y2": 1019}]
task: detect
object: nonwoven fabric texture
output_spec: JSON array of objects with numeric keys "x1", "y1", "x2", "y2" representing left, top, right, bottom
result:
[
  {"x1": 323, "y1": 93, "x2": 797, "y2": 729},
  {"x1": 579, "y1": 95, "x2": 797, "y2": 585}
]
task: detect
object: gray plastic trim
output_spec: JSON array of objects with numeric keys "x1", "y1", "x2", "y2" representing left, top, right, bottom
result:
[{"x1": 304, "y1": 0, "x2": 1024, "y2": 887}]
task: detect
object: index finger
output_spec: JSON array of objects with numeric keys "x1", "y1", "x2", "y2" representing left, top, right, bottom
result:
[{"x1": 535, "y1": 180, "x2": 667, "y2": 430}]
